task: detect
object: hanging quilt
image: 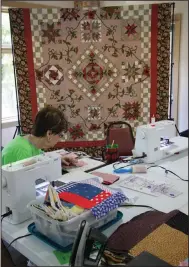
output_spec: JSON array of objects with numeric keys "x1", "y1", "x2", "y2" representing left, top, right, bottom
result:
[{"x1": 9, "y1": 3, "x2": 171, "y2": 153}]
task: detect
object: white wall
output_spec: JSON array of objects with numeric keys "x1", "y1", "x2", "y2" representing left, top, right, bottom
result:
[
  {"x1": 174, "y1": 1, "x2": 188, "y2": 132},
  {"x1": 8, "y1": 1, "x2": 174, "y2": 8},
  {"x1": 2, "y1": 127, "x2": 16, "y2": 147},
  {"x1": 17, "y1": 1, "x2": 74, "y2": 8},
  {"x1": 100, "y1": 1, "x2": 173, "y2": 6}
]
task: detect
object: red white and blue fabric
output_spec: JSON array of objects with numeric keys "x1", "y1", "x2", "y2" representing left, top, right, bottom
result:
[
  {"x1": 56, "y1": 179, "x2": 126, "y2": 218},
  {"x1": 57, "y1": 182, "x2": 78, "y2": 208},
  {"x1": 78, "y1": 178, "x2": 113, "y2": 193},
  {"x1": 57, "y1": 182, "x2": 111, "y2": 209},
  {"x1": 58, "y1": 183, "x2": 111, "y2": 209},
  {"x1": 91, "y1": 191, "x2": 127, "y2": 219}
]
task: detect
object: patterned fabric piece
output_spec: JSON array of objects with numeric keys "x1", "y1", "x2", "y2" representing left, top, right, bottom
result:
[
  {"x1": 70, "y1": 205, "x2": 84, "y2": 215},
  {"x1": 91, "y1": 191, "x2": 126, "y2": 219},
  {"x1": 60, "y1": 200, "x2": 74, "y2": 208},
  {"x1": 59, "y1": 190, "x2": 111, "y2": 209},
  {"x1": 90, "y1": 191, "x2": 112, "y2": 206},
  {"x1": 106, "y1": 210, "x2": 179, "y2": 253},
  {"x1": 156, "y1": 3, "x2": 171, "y2": 120},
  {"x1": 56, "y1": 178, "x2": 108, "y2": 194},
  {"x1": 57, "y1": 182, "x2": 77, "y2": 208},
  {"x1": 78, "y1": 178, "x2": 113, "y2": 193},
  {"x1": 129, "y1": 224, "x2": 188, "y2": 266},
  {"x1": 53, "y1": 146, "x2": 105, "y2": 158},
  {"x1": 57, "y1": 181, "x2": 113, "y2": 209},
  {"x1": 56, "y1": 182, "x2": 77, "y2": 194},
  {"x1": 59, "y1": 192, "x2": 95, "y2": 209},
  {"x1": 122, "y1": 4, "x2": 152, "y2": 125},
  {"x1": 9, "y1": 9, "x2": 33, "y2": 134},
  {"x1": 59, "y1": 183, "x2": 103, "y2": 199},
  {"x1": 56, "y1": 179, "x2": 125, "y2": 215}
]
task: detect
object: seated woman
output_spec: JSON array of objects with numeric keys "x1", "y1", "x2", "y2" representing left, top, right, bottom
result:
[{"x1": 2, "y1": 106, "x2": 76, "y2": 166}]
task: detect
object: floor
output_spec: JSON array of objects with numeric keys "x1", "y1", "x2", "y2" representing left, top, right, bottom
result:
[{"x1": 2, "y1": 240, "x2": 28, "y2": 267}]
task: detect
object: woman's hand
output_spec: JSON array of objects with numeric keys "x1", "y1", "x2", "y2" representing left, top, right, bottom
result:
[{"x1": 61, "y1": 155, "x2": 78, "y2": 166}]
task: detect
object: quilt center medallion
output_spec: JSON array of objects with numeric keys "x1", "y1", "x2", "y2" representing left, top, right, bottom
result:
[{"x1": 67, "y1": 45, "x2": 118, "y2": 102}]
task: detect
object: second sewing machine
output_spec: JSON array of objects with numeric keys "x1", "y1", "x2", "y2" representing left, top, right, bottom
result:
[{"x1": 134, "y1": 120, "x2": 188, "y2": 163}]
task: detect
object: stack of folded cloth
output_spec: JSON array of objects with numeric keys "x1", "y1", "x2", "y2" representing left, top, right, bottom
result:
[
  {"x1": 33, "y1": 178, "x2": 127, "y2": 221},
  {"x1": 57, "y1": 178, "x2": 126, "y2": 219},
  {"x1": 103, "y1": 210, "x2": 189, "y2": 266}
]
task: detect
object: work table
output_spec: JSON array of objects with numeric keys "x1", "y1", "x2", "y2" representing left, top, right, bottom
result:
[{"x1": 2, "y1": 150, "x2": 188, "y2": 266}]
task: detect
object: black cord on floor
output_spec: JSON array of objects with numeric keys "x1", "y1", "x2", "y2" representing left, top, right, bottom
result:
[
  {"x1": 120, "y1": 203, "x2": 157, "y2": 211},
  {"x1": 7, "y1": 234, "x2": 32, "y2": 249},
  {"x1": 147, "y1": 165, "x2": 188, "y2": 181}
]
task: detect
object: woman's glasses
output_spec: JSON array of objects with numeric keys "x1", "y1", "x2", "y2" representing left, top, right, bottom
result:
[{"x1": 58, "y1": 133, "x2": 64, "y2": 138}]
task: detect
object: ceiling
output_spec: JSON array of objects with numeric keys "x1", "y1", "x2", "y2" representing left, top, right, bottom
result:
[{"x1": 2, "y1": 0, "x2": 174, "y2": 8}]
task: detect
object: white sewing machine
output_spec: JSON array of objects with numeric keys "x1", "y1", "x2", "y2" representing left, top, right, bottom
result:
[
  {"x1": 134, "y1": 120, "x2": 188, "y2": 163},
  {"x1": 2, "y1": 152, "x2": 62, "y2": 224}
]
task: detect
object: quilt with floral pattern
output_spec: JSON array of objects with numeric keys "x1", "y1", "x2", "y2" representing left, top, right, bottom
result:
[{"x1": 9, "y1": 3, "x2": 171, "y2": 152}]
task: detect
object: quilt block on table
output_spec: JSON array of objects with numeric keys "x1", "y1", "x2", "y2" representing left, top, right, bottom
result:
[{"x1": 56, "y1": 179, "x2": 126, "y2": 218}]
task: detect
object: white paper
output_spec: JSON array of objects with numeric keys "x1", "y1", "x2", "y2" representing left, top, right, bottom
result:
[{"x1": 119, "y1": 175, "x2": 173, "y2": 197}]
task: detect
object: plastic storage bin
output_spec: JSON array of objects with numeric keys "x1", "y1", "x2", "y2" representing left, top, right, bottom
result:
[{"x1": 28, "y1": 198, "x2": 117, "y2": 248}]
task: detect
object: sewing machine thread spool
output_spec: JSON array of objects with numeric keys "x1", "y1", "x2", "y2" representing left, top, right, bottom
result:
[{"x1": 151, "y1": 114, "x2": 155, "y2": 124}]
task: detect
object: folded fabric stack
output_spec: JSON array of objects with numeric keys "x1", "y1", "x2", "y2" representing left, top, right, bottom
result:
[
  {"x1": 57, "y1": 178, "x2": 127, "y2": 219},
  {"x1": 104, "y1": 210, "x2": 188, "y2": 266}
]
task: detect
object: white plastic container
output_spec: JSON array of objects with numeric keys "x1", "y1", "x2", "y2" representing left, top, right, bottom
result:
[{"x1": 28, "y1": 198, "x2": 117, "y2": 248}]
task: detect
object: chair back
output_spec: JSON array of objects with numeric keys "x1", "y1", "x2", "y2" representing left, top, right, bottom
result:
[
  {"x1": 180, "y1": 129, "x2": 189, "y2": 138},
  {"x1": 107, "y1": 121, "x2": 135, "y2": 156}
]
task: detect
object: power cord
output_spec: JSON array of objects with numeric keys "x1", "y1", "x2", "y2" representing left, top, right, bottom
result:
[
  {"x1": 1, "y1": 210, "x2": 13, "y2": 222},
  {"x1": 147, "y1": 165, "x2": 188, "y2": 181},
  {"x1": 113, "y1": 153, "x2": 147, "y2": 170},
  {"x1": 175, "y1": 124, "x2": 181, "y2": 136},
  {"x1": 120, "y1": 203, "x2": 157, "y2": 211},
  {"x1": 167, "y1": 118, "x2": 181, "y2": 136},
  {"x1": 2, "y1": 233, "x2": 32, "y2": 267},
  {"x1": 7, "y1": 234, "x2": 32, "y2": 249}
]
